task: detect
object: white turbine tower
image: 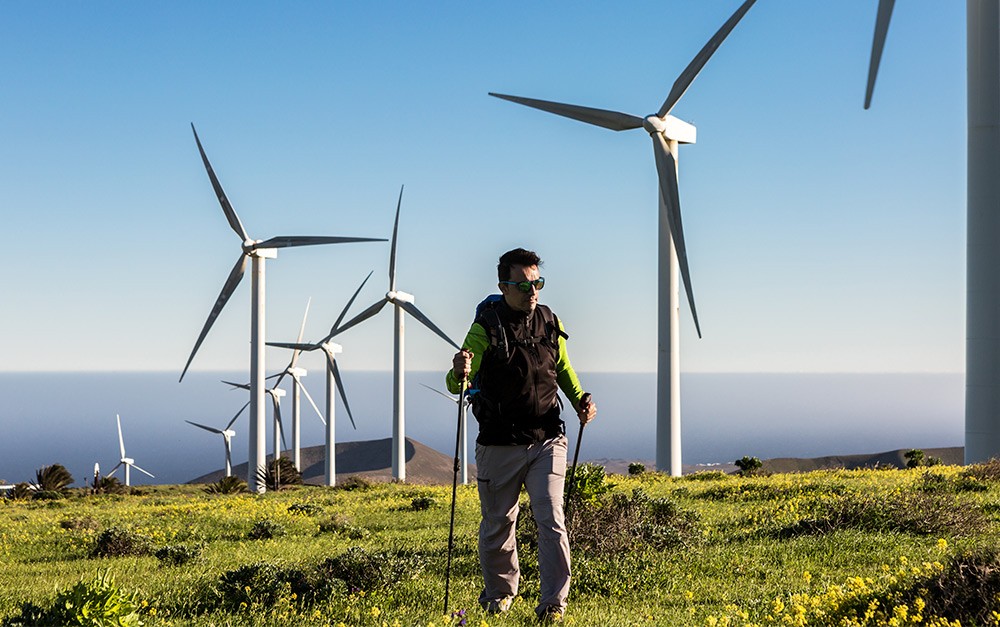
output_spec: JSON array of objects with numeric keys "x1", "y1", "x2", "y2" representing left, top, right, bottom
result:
[
  {"x1": 333, "y1": 186, "x2": 461, "y2": 482},
  {"x1": 186, "y1": 401, "x2": 247, "y2": 478},
  {"x1": 490, "y1": 0, "x2": 757, "y2": 476},
  {"x1": 421, "y1": 383, "x2": 471, "y2": 485},
  {"x1": 269, "y1": 273, "x2": 370, "y2": 486},
  {"x1": 179, "y1": 125, "x2": 385, "y2": 493},
  {"x1": 108, "y1": 414, "x2": 154, "y2": 487},
  {"x1": 863, "y1": 1, "x2": 999, "y2": 464}
]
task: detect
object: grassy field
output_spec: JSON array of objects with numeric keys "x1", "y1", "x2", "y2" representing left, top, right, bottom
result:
[{"x1": 3, "y1": 462, "x2": 1000, "y2": 626}]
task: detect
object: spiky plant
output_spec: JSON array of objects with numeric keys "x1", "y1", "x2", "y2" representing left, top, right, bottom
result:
[
  {"x1": 92, "y1": 476, "x2": 128, "y2": 495},
  {"x1": 255, "y1": 457, "x2": 302, "y2": 491},
  {"x1": 204, "y1": 475, "x2": 247, "y2": 494},
  {"x1": 35, "y1": 464, "x2": 74, "y2": 493}
]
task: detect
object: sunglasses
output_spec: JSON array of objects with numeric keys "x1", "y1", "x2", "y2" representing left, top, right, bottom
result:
[{"x1": 500, "y1": 277, "x2": 545, "y2": 293}]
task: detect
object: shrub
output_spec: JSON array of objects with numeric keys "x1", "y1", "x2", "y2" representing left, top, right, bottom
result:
[
  {"x1": 92, "y1": 476, "x2": 128, "y2": 495},
  {"x1": 31, "y1": 490, "x2": 65, "y2": 501},
  {"x1": 318, "y1": 546, "x2": 427, "y2": 592},
  {"x1": 336, "y1": 476, "x2": 373, "y2": 491},
  {"x1": 60, "y1": 516, "x2": 100, "y2": 532},
  {"x1": 8, "y1": 482, "x2": 34, "y2": 500},
  {"x1": 248, "y1": 519, "x2": 286, "y2": 540},
  {"x1": 905, "y1": 449, "x2": 942, "y2": 468},
  {"x1": 410, "y1": 495, "x2": 437, "y2": 511},
  {"x1": 685, "y1": 470, "x2": 729, "y2": 481},
  {"x1": 155, "y1": 544, "x2": 202, "y2": 566},
  {"x1": 204, "y1": 475, "x2": 247, "y2": 494},
  {"x1": 288, "y1": 502, "x2": 323, "y2": 516},
  {"x1": 901, "y1": 550, "x2": 1000, "y2": 624},
  {"x1": 961, "y1": 458, "x2": 1000, "y2": 482},
  {"x1": 4, "y1": 571, "x2": 143, "y2": 627},
  {"x1": 255, "y1": 457, "x2": 302, "y2": 491},
  {"x1": 735, "y1": 456, "x2": 763, "y2": 477},
  {"x1": 774, "y1": 489, "x2": 985, "y2": 538},
  {"x1": 565, "y1": 463, "x2": 614, "y2": 504},
  {"x1": 317, "y1": 516, "x2": 369, "y2": 539},
  {"x1": 628, "y1": 462, "x2": 646, "y2": 475},
  {"x1": 90, "y1": 526, "x2": 153, "y2": 558},
  {"x1": 215, "y1": 562, "x2": 316, "y2": 613},
  {"x1": 35, "y1": 464, "x2": 74, "y2": 493}
]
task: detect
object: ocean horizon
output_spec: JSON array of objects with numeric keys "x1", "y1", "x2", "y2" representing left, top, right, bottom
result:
[{"x1": 0, "y1": 371, "x2": 963, "y2": 487}]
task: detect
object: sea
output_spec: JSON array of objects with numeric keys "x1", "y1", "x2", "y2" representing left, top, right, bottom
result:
[{"x1": 0, "y1": 372, "x2": 964, "y2": 487}]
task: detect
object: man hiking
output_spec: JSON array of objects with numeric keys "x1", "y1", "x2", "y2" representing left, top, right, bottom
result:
[{"x1": 446, "y1": 247, "x2": 597, "y2": 622}]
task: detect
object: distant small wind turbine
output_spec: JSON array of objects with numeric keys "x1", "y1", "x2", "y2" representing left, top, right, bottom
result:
[
  {"x1": 223, "y1": 381, "x2": 287, "y2": 463},
  {"x1": 332, "y1": 187, "x2": 460, "y2": 482},
  {"x1": 269, "y1": 273, "x2": 371, "y2": 486},
  {"x1": 186, "y1": 401, "x2": 248, "y2": 477},
  {"x1": 489, "y1": 0, "x2": 757, "y2": 476},
  {"x1": 108, "y1": 414, "x2": 154, "y2": 487},
  {"x1": 420, "y1": 383, "x2": 471, "y2": 485},
  {"x1": 267, "y1": 298, "x2": 325, "y2": 470},
  {"x1": 179, "y1": 124, "x2": 385, "y2": 493}
]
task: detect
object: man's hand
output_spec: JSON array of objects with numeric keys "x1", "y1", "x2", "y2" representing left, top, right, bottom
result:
[
  {"x1": 576, "y1": 392, "x2": 596, "y2": 425},
  {"x1": 452, "y1": 349, "x2": 473, "y2": 382}
]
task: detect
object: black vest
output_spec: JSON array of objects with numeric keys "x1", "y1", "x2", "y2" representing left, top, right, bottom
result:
[{"x1": 471, "y1": 300, "x2": 566, "y2": 445}]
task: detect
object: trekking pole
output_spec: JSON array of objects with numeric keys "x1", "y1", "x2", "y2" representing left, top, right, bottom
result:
[
  {"x1": 564, "y1": 393, "x2": 591, "y2": 515},
  {"x1": 444, "y1": 376, "x2": 467, "y2": 614}
]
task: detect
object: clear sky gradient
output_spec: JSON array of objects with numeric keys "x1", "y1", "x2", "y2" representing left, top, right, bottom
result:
[{"x1": 2, "y1": 2, "x2": 966, "y2": 376}]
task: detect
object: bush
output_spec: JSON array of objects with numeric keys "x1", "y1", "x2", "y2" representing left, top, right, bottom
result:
[
  {"x1": 336, "y1": 476, "x2": 373, "y2": 491},
  {"x1": 155, "y1": 544, "x2": 202, "y2": 566},
  {"x1": 60, "y1": 516, "x2": 100, "y2": 532},
  {"x1": 92, "y1": 476, "x2": 128, "y2": 495},
  {"x1": 4, "y1": 571, "x2": 143, "y2": 627},
  {"x1": 255, "y1": 457, "x2": 302, "y2": 491},
  {"x1": 35, "y1": 464, "x2": 74, "y2": 493},
  {"x1": 317, "y1": 516, "x2": 369, "y2": 539},
  {"x1": 774, "y1": 489, "x2": 986, "y2": 538},
  {"x1": 248, "y1": 519, "x2": 286, "y2": 540},
  {"x1": 685, "y1": 470, "x2": 729, "y2": 481},
  {"x1": 565, "y1": 463, "x2": 614, "y2": 504},
  {"x1": 204, "y1": 475, "x2": 247, "y2": 494},
  {"x1": 905, "y1": 449, "x2": 943, "y2": 468},
  {"x1": 318, "y1": 546, "x2": 427, "y2": 592},
  {"x1": 410, "y1": 495, "x2": 437, "y2": 511},
  {"x1": 8, "y1": 482, "x2": 33, "y2": 500},
  {"x1": 90, "y1": 526, "x2": 153, "y2": 558},
  {"x1": 735, "y1": 456, "x2": 763, "y2": 477},
  {"x1": 215, "y1": 562, "x2": 316, "y2": 613},
  {"x1": 961, "y1": 458, "x2": 1000, "y2": 482},
  {"x1": 288, "y1": 502, "x2": 323, "y2": 516},
  {"x1": 628, "y1": 463, "x2": 646, "y2": 475},
  {"x1": 901, "y1": 550, "x2": 1000, "y2": 624}
]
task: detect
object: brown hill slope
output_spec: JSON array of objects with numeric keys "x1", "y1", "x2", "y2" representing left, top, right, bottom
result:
[
  {"x1": 188, "y1": 437, "x2": 475, "y2": 486},
  {"x1": 761, "y1": 447, "x2": 963, "y2": 474}
]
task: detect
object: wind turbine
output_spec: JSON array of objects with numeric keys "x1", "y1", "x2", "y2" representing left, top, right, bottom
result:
[
  {"x1": 267, "y1": 298, "x2": 325, "y2": 470},
  {"x1": 269, "y1": 273, "x2": 370, "y2": 486},
  {"x1": 332, "y1": 186, "x2": 461, "y2": 481},
  {"x1": 489, "y1": 0, "x2": 757, "y2": 476},
  {"x1": 179, "y1": 124, "x2": 385, "y2": 493},
  {"x1": 862, "y1": 1, "x2": 999, "y2": 464},
  {"x1": 108, "y1": 414, "x2": 154, "y2": 487},
  {"x1": 421, "y1": 383, "x2": 471, "y2": 485},
  {"x1": 186, "y1": 401, "x2": 248, "y2": 477},
  {"x1": 223, "y1": 380, "x2": 287, "y2": 465}
]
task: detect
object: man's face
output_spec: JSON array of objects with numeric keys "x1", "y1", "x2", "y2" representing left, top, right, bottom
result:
[{"x1": 499, "y1": 264, "x2": 540, "y2": 314}]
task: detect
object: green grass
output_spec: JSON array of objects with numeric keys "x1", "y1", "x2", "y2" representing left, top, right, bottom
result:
[{"x1": 2, "y1": 465, "x2": 1000, "y2": 626}]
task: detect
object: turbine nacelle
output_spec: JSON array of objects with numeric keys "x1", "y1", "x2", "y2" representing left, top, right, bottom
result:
[
  {"x1": 121, "y1": 457, "x2": 134, "y2": 465},
  {"x1": 387, "y1": 290, "x2": 415, "y2": 304},
  {"x1": 288, "y1": 367, "x2": 307, "y2": 379},
  {"x1": 643, "y1": 114, "x2": 697, "y2": 145},
  {"x1": 320, "y1": 341, "x2": 343, "y2": 356}
]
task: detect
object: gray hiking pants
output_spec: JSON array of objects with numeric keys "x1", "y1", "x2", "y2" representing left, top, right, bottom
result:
[{"x1": 475, "y1": 435, "x2": 570, "y2": 615}]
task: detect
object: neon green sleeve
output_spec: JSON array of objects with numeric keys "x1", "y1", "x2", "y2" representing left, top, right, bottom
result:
[
  {"x1": 445, "y1": 322, "x2": 489, "y2": 394},
  {"x1": 555, "y1": 318, "x2": 586, "y2": 409}
]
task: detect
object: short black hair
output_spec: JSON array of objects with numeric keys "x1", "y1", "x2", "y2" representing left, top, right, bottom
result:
[{"x1": 497, "y1": 248, "x2": 542, "y2": 281}]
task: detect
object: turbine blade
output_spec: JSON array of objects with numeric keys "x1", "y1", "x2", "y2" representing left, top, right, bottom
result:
[
  {"x1": 864, "y1": 0, "x2": 896, "y2": 109},
  {"x1": 332, "y1": 359, "x2": 357, "y2": 430},
  {"x1": 190, "y1": 124, "x2": 250, "y2": 242},
  {"x1": 226, "y1": 401, "x2": 250, "y2": 430},
  {"x1": 179, "y1": 253, "x2": 248, "y2": 382},
  {"x1": 116, "y1": 414, "x2": 126, "y2": 458},
  {"x1": 254, "y1": 235, "x2": 385, "y2": 249},
  {"x1": 267, "y1": 341, "x2": 317, "y2": 351},
  {"x1": 298, "y1": 378, "x2": 325, "y2": 424},
  {"x1": 186, "y1": 420, "x2": 224, "y2": 435},
  {"x1": 132, "y1": 464, "x2": 155, "y2": 478},
  {"x1": 330, "y1": 271, "x2": 374, "y2": 337},
  {"x1": 420, "y1": 382, "x2": 459, "y2": 404},
  {"x1": 107, "y1": 463, "x2": 123, "y2": 478},
  {"x1": 657, "y1": 0, "x2": 758, "y2": 118},
  {"x1": 330, "y1": 298, "x2": 389, "y2": 337},
  {"x1": 221, "y1": 380, "x2": 250, "y2": 390},
  {"x1": 489, "y1": 93, "x2": 643, "y2": 131},
  {"x1": 398, "y1": 301, "x2": 461, "y2": 350},
  {"x1": 389, "y1": 186, "x2": 403, "y2": 292},
  {"x1": 269, "y1": 391, "x2": 286, "y2": 450},
  {"x1": 651, "y1": 135, "x2": 702, "y2": 338},
  {"x1": 289, "y1": 297, "x2": 312, "y2": 369}
]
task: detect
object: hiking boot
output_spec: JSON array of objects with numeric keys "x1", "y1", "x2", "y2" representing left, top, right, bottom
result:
[
  {"x1": 482, "y1": 596, "x2": 514, "y2": 614},
  {"x1": 537, "y1": 606, "x2": 564, "y2": 623}
]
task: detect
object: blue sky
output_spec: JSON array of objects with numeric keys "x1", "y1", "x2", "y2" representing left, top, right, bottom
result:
[{"x1": 2, "y1": 1, "x2": 967, "y2": 376}]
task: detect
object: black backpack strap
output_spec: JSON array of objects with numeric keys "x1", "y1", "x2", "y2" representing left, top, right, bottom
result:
[{"x1": 478, "y1": 304, "x2": 509, "y2": 360}]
